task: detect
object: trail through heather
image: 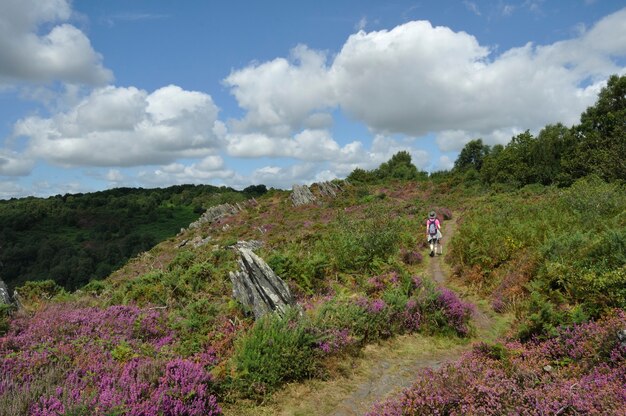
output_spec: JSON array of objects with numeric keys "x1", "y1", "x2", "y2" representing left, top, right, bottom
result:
[
  {"x1": 224, "y1": 215, "x2": 502, "y2": 416},
  {"x1": 327, "y1": 216, "x2": 495, "y2": 416}
]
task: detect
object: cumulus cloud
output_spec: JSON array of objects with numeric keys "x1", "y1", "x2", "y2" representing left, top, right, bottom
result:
[
  {"x1": 137, "y1": 155, "x2": 236, "y2": 187},
  {"x1": 249, "y1": 163, "x2": 319, "y2": 189},
  {"x1": 0, "y1": 150, "x2": 35, "y2": 176},
  {"x1": 0, "y1": 0, "x2": 112, "y2": 85},
  {"x1": 13, "y1": 85, "x2": 224, "y2": 168},
  {"x1": 227, "y1": 129, "x2": 345, "y2": 161},
  {"x1": 0, "y1": 180, "x2": 28, "y2": 199},
  {"x1": 224, "y1": 8, "x2": 626, "y2": 154},
  {"x1": 436, "y1": 155, "x2": 455, "y2": 172},
  {"x1": 230, "y1": 134, "x2": 433, "y2": 190},
  {"x1": 224, "y1": 45, "x2": 335, "y2": 136},
  {"x1": 105, "y1": 169, "x2": 124, "y2": 183}
]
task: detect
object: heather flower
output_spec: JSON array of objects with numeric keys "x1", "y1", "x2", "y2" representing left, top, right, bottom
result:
[
  {"x1": 436, "y1": 287, "x2": 475, "y2": 336},
  {"x1": 368, "y1": 310, "x2": 626, "y2": 415},
  {"x1": 315, "y1": 328, "x2": 355, "y2": 355},
  {"x1": 31, "y1": 396, "x2": 65, "y2": 416},
  {"x1": 412, "y1": 276, "x2": 423, "y2": 289},
  {"x1": 401, "y1": 249, "x2": 423, "y2": 265},
  {"x1": 402, "y1": 299, "x2": 421, "y2": 331},
  {"x1": 368, "y1": 299, "x2": 387, "y2": 314},
  {"x1": 491, "y1": 296, "x2": 506, "y2": 313}
]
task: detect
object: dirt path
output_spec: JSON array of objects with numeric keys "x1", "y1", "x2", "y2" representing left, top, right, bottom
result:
[
  {"x1": 327, "y1": 216, "x2": 496, "y2": 416},
  {"x1": 223, "y1": 215, "x2": 505, "y2": 416}
]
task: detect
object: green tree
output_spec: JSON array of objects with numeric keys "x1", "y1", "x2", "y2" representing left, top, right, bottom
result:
[
  {"x1": 376, "y1": 151, "x2": 422, "y2": 180},
  {"x1": 532, "y1": 123, "x2": 575, "y2": 186},
  {"x1": 565, "y1": 74, "x2": 626, "y2": 181},
  {"x1": 454, "y1": 139, "x2": 490, "y2": 172}
]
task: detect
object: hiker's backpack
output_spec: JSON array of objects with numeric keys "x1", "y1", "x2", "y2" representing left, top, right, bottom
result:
[{"x1": 428, "y1": 219, "x2": 438, "y2": 236}]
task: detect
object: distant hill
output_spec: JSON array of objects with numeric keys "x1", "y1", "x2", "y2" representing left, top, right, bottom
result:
[{"x1": 0, "y1": 184, "x2": 266, "y2": 291}]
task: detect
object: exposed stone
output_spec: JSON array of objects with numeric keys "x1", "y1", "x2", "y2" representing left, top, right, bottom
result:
[
  {"x1": 235, "y1": 240, "x2": 263, "y2": 251},
  {"x1": 186, "y1": 199, "x2": 258, "y2": 231},
  {"x1": 13, "y1": 289, "x2": 23, "y2": 310},
  {"x1": 316, "y1": 181, "x2": 342, "y2": 197},
  {"x1": 291, "y1": 184, "x2": 316, "y2": 206},
  {"x1": 0, "y1": 278, "x2": 11, "y2": 305},
  {"x1": 229, "y1": 247, "x2": 296, "y2": 320},
  {"x1": 618, "y1": 329, "x2": 626, "y2": 348},
  {"x1": 189, "y1": 203, "x2": 240, "y2": 229}
]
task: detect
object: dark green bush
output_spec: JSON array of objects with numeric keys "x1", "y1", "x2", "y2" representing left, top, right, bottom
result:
[
  {"x1": 15, "y1": 279, "x2": 66, "y2": 306},
  {"x1": 230, "y1": 309, "x2": 318, "y2": 398},
  {"x1": 322, "y1": 208, "x2": 400, "y2": 273},
  {"x1": 0, "y1": 303, "x2": 12, "y2": 335}
]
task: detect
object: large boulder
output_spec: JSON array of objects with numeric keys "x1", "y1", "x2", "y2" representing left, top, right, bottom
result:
[
  {"x1": 229, "y1": 247, "x2": 297, "y2": 320},
  {"x1": 0, "y1": 278, "x2": 11, "y2": 305},
  {"x1": 291, "y1": 184, "x2": 316, "y2": 206}
]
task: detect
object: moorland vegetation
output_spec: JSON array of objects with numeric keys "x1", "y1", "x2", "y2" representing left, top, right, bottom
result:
[{"x1": 0, "y1": 75, "x2": 624, "y2": 415}]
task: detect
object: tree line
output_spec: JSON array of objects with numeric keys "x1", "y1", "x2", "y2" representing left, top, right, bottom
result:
[
  {"x1": 451, "y1": 74, "x2": 625, "y2": 187},
  {"x1": 0, "y1": 184, "x2": 266, "y2": 291}
]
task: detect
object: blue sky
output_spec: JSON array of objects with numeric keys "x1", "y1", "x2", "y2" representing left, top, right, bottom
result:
[{"x1": 0, "y1": 0, "x2": 624, "y2": 198}]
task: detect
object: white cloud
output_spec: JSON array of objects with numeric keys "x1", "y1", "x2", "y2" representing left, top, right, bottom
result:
[
  {"x1": 223, "y1": 45, "x2": 335, "y2": 136},
  {"x1": 0, "y1": 150, "x2": 35, "y2": 175},
  {"x1": 105, "y1": 169, "x2": 124, "y2": 182},
  {"x1": 0, "y1": 180, "x2": 27, "y2": 199},
  {"x1": 463, "y1": 1, "x2": 481, "y2": 16},
  {"x1": 13, "y1": 85, "x2": 224, "y2": 168},
  {"x1": 0, "y1": 0, "x2": 113, "y2": 85},
  {"x1": 226, "y1": 129, "x2": 344, "y2": 161},
  {"x1": 501, "y1": 4, "x2": 516, "y2": 16},
  {"x1": 249, "y1": 163, "x2": 318, "y2": 189},
  {"x1": 332, "y1": 20, "x2": 604, "y2": 137},
  {"x1": 436, "y1": 155, "x2": 454, "y2": 172},
  {"x1": 137, "y1": 155, "x2": 235, "y2": 187},
  {"x1": 224, "y1": 8, "x2": 626, "y2": 154},
  {"x1": 355, "y1": 17, "x2": 368, "y2": 31}
]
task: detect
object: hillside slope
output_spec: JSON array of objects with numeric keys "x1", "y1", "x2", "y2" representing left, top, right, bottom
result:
[{"x1": 1, "y1": 177, "x2": 624, "y2": 415}]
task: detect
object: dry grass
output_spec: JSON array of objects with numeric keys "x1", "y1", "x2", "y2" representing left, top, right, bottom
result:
[{"x1": 221, "y1": 333, "x2": 469, "y2": 416}]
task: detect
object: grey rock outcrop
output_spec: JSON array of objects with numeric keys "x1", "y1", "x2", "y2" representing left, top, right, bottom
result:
[
  {"x1": 316, "y1": 181, "x2": 342, "y2": 197},
  {"x1": 185, "y1": 199, "x2": 258, "y2": 231},
  {"x1": 618, "y1": 329, "x2": 626, "y2": 348},
  {"x1": 229, "y1": 247, "x2": 296, "y2": 320},
  {"x1": 178, "y1": 236, "x2": 212, "y2": 249},
  {"x1": 234, "y1": 240, "x2": 263, "y2": 251},
  {"x1": 0, "y1": 278, "x2": 11, "y2": 305},
  {"x1": 291, "y1": 184, "x2": 316, "y2": 206}
]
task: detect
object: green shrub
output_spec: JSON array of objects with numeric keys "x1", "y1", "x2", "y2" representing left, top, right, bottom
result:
[
  {"x1": 322, "y1": 208, "x2": 401, "y2": 273},
  {"x1": 0, "y1": 303, "x2": 12, "y2": 335},
  {"x1": 111, "y1": 340, "x2": 136, "y2": 362},
  {"x1": 15, "y1": 280, "x2": 66, "y2": 307},
  {"x1": 267, "y1": 250, "x2": 329, "y2": 294},
  {"x1": 559, "y1": 175, "x2": 625, "y2": 219},
  {"x1": 230, "y1": 309, "x2": 318, "y2": 398},
  {"x1": 171, "y1": 298, "x2": 221, "y2": 355},
  {"x1": 114, "y1": 271, "x2": 168, "y2": 306},
  {"x1": 168, "y1": 250, "x2": 196, "y2": 270}
]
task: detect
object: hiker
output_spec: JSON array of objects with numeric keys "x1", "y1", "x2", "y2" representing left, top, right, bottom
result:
[{"x1": 426, "y1": 211, "x2": 442, "y2": 257}]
